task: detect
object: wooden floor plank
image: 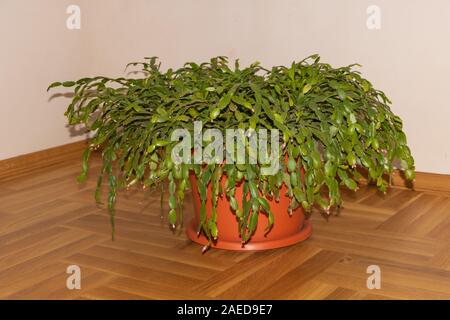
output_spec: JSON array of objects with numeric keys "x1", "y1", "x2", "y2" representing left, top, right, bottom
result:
[
  {"x1": 0, "y1": 157, "x2": 450, "y2": 299},
  {"x1": 81, "y1": 285, "x2": 150, "y2": 300},
  {"x1": 63, "y1": 252, "x2": 200, "y2": 290},
  {"x1": 324, "y1": 287, "x2": 359, "y2": 300},
  {"x1": 315, "y1": 255, "x2": 450, "y2": 300},
  {"x1": 251, "y1": 250, "x2": 343, "y2": 299},
  {"x1": 99, "y1": 238, "x2": 233, "y2": 271},
  {"x1": 216, "y1": 244, "x2": 321, "y2": 299},
  {"x1": 80, "y1": 244, "x2": 219, "y2": 280},
  {"x1": 106, "y1": 276, "x2": 210, "y2": 300},
  {"x1": 5, "y1": 267, "x2": 114, "y2": 300},
  {"x1": 0, "y1": 204, "x2": 98, "y2": 246}
]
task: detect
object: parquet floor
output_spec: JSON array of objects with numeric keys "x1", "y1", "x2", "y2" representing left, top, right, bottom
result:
[{"x1": 0, "y1": 158, "x2": 450, "y2": 300}]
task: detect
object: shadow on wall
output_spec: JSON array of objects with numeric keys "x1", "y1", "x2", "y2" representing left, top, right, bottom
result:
[{"x1": 48, "y1": 92, "x2": 90, "y2": 139}]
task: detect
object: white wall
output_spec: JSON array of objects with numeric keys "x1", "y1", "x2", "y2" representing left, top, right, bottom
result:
[
  {"x1": 1, "y1": 0, "x2": 450, "y2": 174},
  {"x1": 0, "y1": 0, "x2": 91, "y2": 160}
]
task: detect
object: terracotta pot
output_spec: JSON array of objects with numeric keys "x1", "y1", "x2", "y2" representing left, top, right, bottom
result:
[{"x1": 186, "y1": 174, "x2": 312, "y2": 251}]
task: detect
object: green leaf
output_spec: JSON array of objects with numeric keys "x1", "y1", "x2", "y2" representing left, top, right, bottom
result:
[
  {"x1": 258, "y1": 197, "x2": 271, "y2": 213},
  {"x1": 230, "y1": 196, "x2": 238, "y2": 211},
  {"x1": 217, "y1": 93, "x2": 232, "y2": 109},
  {"x1": 232, "y1": 95, "x2": 254, "y2": 111},
  {"x1": 290, "y1": 172, "x2": 298, "y2": 187},
  {"x1": 324, "y1": 161, "x2": 336, "y2": 177},
  {"x1": 209, "y1": 221, "x2": 218, "y2": 239},
  {"x1": 77, "y1": 148, "x2": 91, "y2": 183},
  {"x1": 133, "y1": 104, "x2": 143, "y2": 112},
  {"x1": 347, "y1": 153, "x2": 356, "y2": 167},
  {"x1": 405, "y1": 169, "x2": 415, "y2": 181},
  {"x1": 303, "y1": 84, "x2": 312, "y2": 94},
  {"x1": 168, "y1": 209, "x2": 177, "y2": 225},
  {"x1": 248, "y1": 181, "x2": 259, "y2": 198},
  {"x1": 287, "y1": 158, "x2": 296, "y2": 173},
  {"x1": 274, "y1": 113, "x2": 284, "y2": 123},
  {"x1": 47, "y1": 82, "x2": 62, "y2": 91},
  {"x1": 337, "y1": 88, "x2": 346, "y2": 100},
  {"x1": 266, "y1": 211, "x2": 274, "y2": 233},
  {"x1": 248, "y1": 212, "x2": 259, "y2": 235},
  {"x1": 288, "y1": 67, "x2": 295, "y2": 81},
  {"x1": 293, "y1": 187, "x2": 305, "y2": 203},
  {"x1": 62, "y1": 81, "x2": 76, "y2": 87},
  {"x1": 344, "y1": 178, "x2": 358, "y2": 191},
  {"x1": 210, "y1": 108, "x2": 221, "y2": 120}
]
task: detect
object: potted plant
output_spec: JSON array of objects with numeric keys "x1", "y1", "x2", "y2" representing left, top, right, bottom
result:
[{"x1": 48, "y1": 55, "x2": 415, "y2": 252}]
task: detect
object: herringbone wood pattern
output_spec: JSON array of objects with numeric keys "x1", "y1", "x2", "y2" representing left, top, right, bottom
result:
[{"x1": 0, "y1": 158, "x2": 450, "y2": 300}]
